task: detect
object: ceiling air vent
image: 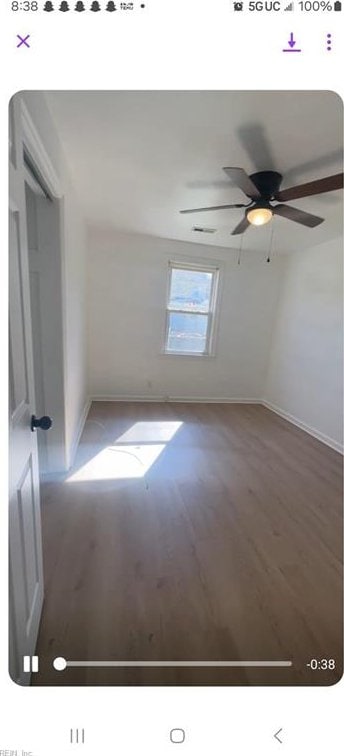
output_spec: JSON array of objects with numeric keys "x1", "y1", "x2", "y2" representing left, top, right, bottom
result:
[{"x1": 192, "y1": 226, "x2": 217, "y2": 234}]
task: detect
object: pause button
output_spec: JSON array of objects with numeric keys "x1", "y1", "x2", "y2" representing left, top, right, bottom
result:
[{"x1": 23, "y1": 656, "x2": 39, "y2": 673}]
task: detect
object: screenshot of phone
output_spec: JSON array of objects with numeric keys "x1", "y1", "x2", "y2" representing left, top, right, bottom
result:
[{"x1": 1, "y1": 0, "x2": 343, "y2": 752}]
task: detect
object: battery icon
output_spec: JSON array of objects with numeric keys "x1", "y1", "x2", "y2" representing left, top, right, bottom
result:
[{"x1": 334, "y1": 0, "x2": 342, "y2": 9}]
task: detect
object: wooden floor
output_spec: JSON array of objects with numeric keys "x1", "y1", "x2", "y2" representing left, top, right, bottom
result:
[{"x1": 33, "y1": 402, "x2": 343, "y2": 686}]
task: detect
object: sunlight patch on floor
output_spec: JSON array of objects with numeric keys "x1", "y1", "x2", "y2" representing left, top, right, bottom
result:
[
  {"x1": 115, "y1": 420, "x2": 183, "y2": 444},
  {"x1": 67, "y1": 444, "x2": 167, "y2": 482}
]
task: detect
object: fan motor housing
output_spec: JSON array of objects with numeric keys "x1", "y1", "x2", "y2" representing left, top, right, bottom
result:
[{"x1": 248, "y1": 171, "x2": 282, "y2": 199}]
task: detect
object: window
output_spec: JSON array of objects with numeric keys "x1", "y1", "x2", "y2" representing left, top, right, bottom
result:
[{"x1": 164, "y1": 262, "x2": 220, "y2": 356}]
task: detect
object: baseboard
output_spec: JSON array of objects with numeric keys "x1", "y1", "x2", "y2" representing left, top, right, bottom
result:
[
  {"x1": 85, "y1": 395, "x2": 343, "y2": 454},
  {"x1": 91, "y1": 394, "x2": 261, "y2": 404},
  {"x1": 69, "y1": 396, "x2": 92, "y2": 468},
  {"x1": 262, "y1": 400, "x2": 343, "y2": 454}
]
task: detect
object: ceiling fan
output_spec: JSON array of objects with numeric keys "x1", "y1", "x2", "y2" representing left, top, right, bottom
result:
[{"x1": 180, "y1": 168, "x2": 344, "y2": 235}]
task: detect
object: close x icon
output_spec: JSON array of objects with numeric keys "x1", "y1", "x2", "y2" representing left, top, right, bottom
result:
[{"x1": 16, "y1": 34, "x2": 30, "y2": 47}]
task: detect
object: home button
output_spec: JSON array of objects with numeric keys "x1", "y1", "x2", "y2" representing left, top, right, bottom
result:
[{"x1": 170, "y1": 728, "x2": 186, "y2": 744}]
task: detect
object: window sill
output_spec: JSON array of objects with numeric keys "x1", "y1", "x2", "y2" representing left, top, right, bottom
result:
[{"x1": 161, "y1": 350, "x2": 215, "y2": 359}]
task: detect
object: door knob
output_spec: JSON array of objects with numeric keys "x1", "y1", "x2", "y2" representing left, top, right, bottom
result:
[{"x1": 31, "y1": 415, "x2": 53, "y2": 432}]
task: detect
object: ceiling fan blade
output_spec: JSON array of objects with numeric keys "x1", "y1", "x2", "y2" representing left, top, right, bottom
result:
[
  {"x1": 276, "y1": 173, "x2": 343, "y2": 202},
  {"x1": 273, "y1": 204, "x2": 324, "y2": 227},
  {"x1": 231, "y1": 215, "x2": 250, "y2": 235},
  {"x1": 223, "y1": 167, "x2": 261, "y2": 199},
  {"x1": 180, "y1": 203, "x2": 248, "y2": 214}
]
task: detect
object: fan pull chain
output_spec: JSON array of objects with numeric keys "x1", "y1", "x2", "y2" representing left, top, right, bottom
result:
[
  {"x1": 237, "y1": 233, "x2": 243, "y2": 265},
  {"x1": 266, "y1": 219, "x2": 275, "y2": 263}
]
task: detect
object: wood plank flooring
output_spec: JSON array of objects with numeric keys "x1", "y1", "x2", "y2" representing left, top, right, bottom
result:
[{"x1": 33, "y1": 402, "x2": 343, "y2": 686}]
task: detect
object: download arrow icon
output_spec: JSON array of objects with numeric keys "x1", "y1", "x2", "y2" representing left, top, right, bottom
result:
[{"x1": 282, "y1": 32, "x2": 302, "y2": 52}]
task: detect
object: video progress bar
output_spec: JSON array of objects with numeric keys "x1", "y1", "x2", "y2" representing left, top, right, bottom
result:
[{"x1": 54, "y1": 657, "x2": 292, "y2": 669}]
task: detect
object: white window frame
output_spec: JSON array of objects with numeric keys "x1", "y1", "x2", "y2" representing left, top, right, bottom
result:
[{"x1": 163, "y1": 260, "x2": 220, "y2": 357}]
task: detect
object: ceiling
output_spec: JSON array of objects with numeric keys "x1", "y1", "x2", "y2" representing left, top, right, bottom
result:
[{"x1": 44, "y1": 91, "x2": 343, "y2": 255}]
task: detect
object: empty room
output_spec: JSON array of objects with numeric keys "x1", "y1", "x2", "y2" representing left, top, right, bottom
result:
[{"x1": 9, "y1": 90, "x2": 343, "y2": 687}]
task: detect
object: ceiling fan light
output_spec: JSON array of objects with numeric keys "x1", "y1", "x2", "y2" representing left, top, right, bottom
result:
[{"x1": 247, "y1": 206, "x2": 273, "y2": 226}]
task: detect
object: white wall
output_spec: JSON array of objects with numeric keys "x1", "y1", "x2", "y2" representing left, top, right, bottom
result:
[
  {"x1": 87, "y1": 228, "x2": 285, "y2": 401},
  {"x1": 264, "y1": 237, "x2": 343, "y2": 451},
  {"x1": 60, "y1": 187, "x2": 88, "y2": 466},
  {"x1": 21, "y1": 92, "x2": 87, "y2": 469}
]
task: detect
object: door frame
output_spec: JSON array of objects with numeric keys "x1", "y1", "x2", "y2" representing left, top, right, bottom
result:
[{"x1": 21, "y1": 101, "x2": 62, "y2": 200}]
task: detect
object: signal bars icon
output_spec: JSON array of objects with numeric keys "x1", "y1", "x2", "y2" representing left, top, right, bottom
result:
[{"x1": 284, "y1": 1, "x2": 294, "y2": 9}]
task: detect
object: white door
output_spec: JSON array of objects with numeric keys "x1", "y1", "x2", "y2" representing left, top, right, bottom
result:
[{"x1": 9, "y1": 97, "x2": 45, "y2": 685}]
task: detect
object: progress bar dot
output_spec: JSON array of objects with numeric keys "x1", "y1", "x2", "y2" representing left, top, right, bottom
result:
[{"x1": 53, "y1": 656, "x2": 67, "y2": 671}]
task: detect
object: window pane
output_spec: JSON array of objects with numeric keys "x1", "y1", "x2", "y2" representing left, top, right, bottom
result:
[
  {"x1": 169, "y1": 268, "x2": 213, "y2": 312},
  {"x1": 167, "y1": 312, "x2": 208, "y2": 353}
]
